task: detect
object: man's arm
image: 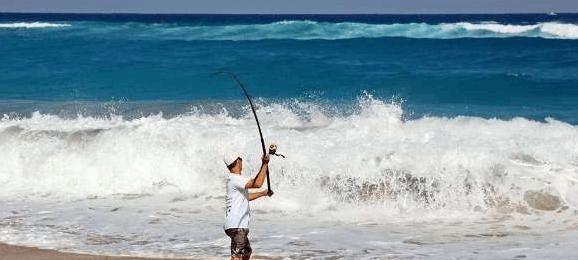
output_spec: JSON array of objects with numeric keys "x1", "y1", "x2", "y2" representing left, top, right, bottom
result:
[
  {"x1": 245, "y1": 155, "x2": 269, "y2": 189},
  {"x1": 249, "y1": 190, "x2": 272, "y2": 201}
]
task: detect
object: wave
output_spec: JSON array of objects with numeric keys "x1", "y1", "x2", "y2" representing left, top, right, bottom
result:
[
  {"x1": 442, "y1": 22, "x2": 578, "y2": 39},
  {"x1": 3, "y1": 20, "x2": 577, "y2": 40},
  {"x1": 72, "y1": 20, "x2": 578, "y2": 40},
  {"x1": 1, "y1": 96, "x2": 577, "y2": 215},
  {"x1": 0, "y1": 22, "x2": 71, "y2": 29},
  {"x1": 193, "y1": 21, "x2": 578, "y2": 40}
]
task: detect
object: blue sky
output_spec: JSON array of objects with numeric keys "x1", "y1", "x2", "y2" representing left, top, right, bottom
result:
[{"x1": 1, "y1": 0, "x2": 577, "y2": 14}]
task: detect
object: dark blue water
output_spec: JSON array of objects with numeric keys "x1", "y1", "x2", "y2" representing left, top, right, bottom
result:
[{"x1": 1, "y1": 13, "x2": 578, "y2": 122}]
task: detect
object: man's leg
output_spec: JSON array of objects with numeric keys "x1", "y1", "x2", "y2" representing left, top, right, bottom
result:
[
  {"x1": 226, "y1": 229, "x2": 241, "y2": 260},
  {"x1": 239, "y1": 229, "x2": 252, "y2": 260},
  {"x1": 226, "y1": 228, "x2": 251, "y2": 260}
]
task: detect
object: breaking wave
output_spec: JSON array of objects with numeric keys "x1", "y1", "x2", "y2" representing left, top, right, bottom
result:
[
  {"x1": 0, "y1": 96, "x2": 577, "y2": 215},
  {"x1": 4, "y1": 20, "x2": 578, "y2": 40},
  {"x1": 62, "y1": 20, "x2": 578, "y2": 40},
  {"x1": 179, "y1": 21, "x2": 578, "y2": 40},
  {"x1": 0, "y1": 20, "x2": 578, "y2": 41},
  {"x1": 0, "y1": 22, "x2": 71, "y2": 29}
]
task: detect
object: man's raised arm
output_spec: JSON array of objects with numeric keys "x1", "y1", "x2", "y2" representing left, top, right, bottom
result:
[{"x1": 245, "y1": 155, "x2": 269, "y2": 189}]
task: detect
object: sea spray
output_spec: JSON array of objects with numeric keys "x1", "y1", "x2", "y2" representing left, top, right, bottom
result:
[{"x1": 1, "y1": 95, "x2": 576, "y2": 216}]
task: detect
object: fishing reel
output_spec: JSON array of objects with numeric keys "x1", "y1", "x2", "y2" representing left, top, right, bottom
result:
[{"x1": 268, "y1": 144, "x2": 286, "y2": 158}]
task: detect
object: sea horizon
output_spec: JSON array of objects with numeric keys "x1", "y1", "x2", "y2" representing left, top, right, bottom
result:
[{"x1": 1, "y1": 11, "x2": 577, "y2": 14}]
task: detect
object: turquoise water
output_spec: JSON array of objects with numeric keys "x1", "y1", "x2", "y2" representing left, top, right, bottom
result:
[{"x1": 1, "y1": 13, "x2": 578, "y2": 122}]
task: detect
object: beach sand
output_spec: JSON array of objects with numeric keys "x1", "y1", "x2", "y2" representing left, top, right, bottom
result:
[
  {"x1": 0, "y1": 243, "x2": 280, "y2": 260},
  {"x1": 0, "y1": 243, "x2": 202, "y2": 260}
]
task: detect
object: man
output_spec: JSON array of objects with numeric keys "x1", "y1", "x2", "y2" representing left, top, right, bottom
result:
[{"x1": 224, "y1": 154, "x2": 273, "y2": 260}]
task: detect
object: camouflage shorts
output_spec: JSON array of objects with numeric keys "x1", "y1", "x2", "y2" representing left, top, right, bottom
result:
[{"x1": 225, "y1": 228, "x2": 252, "y2": 257}]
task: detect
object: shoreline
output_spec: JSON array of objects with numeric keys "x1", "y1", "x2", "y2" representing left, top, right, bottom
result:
[
  {"x1": 0, "y1": 242, "x2": 205, "y2": 260},
  {"x1": 0, "y1": 242, "x2": 280, "y2": 260}
]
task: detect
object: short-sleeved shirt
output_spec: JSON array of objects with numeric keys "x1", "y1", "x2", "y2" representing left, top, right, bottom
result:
[{"x1": 224, "y1": 174, "x2": 250, "y2": 229}]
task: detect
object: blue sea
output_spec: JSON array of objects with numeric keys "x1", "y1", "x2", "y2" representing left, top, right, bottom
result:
[
  {"x1": 1, "y1": 13, "x2": 578, "y2": 259},
  {"x1": 1, "y1": 13, "x2": 578, "y2": 122}
]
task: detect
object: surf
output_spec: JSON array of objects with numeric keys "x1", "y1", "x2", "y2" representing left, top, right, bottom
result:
[
  {"x1": 8, "y1": 20, "x2": 578, "y2": 40},
  {"x1": 0, "y1": 22, "x2": 71, "y2": 28},
  {"x1": 1, "y1": 95, "x2": 576, "y2": 217}
]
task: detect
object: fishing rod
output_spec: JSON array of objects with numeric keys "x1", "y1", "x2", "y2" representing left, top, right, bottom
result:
[{"x1": 217, "y1": 72, "x2": 284, "y2": 194}]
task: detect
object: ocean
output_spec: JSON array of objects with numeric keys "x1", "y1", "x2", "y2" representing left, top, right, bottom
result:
[{"x1": 0, "y1": 13, "x2": 578, "y2": 259}]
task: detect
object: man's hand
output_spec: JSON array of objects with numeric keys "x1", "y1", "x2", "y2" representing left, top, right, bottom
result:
[
  {"x1": 267, "y1": 190, "x2": 274, "y2": 197},
  {"x1": 262, "y1": 154, "x2": 270, "y2": 164}
]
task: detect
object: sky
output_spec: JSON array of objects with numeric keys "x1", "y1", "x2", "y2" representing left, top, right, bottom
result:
[{"x1": 1, "y1": 0, "x2": 577, "y2": 14}]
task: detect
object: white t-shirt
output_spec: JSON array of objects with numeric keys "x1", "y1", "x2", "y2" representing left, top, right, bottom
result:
[{"x1": 224, "y1": 173, "x2": 250, "y2": 229}]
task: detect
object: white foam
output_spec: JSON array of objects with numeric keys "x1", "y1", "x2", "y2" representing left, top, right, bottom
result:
[
  {"x1": 0, "y1": 96, "x2": 577, "y2": 215},
  {"x1": 2, "y1": 96, "x2": 578, "y2": 257},
  {"x1": 446, "y1": 22, "x2": 539, "y2": 34},
  {"x1": 540, "y1": 22, "x2": 578, "y2": 39},
  {"x1": 0, "y1": 22, "x2": 71, "y2": 29}
]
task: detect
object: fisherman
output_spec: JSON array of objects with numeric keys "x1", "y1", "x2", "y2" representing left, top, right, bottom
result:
[{"x1": 224, "y1": 154, "x2": 273, "y2": 260}]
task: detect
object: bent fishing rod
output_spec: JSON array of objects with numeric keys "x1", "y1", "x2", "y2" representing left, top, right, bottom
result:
[{"x1": 217, "y1": 72, "x2": 285, "y2": 193}]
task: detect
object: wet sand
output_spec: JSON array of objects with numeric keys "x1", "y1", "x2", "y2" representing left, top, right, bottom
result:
[
  {"x1": 0, "y1": 243, "x2": 281, "y2": 260},
  {"x1": 0, "y1": 243, "x2": 205, "y2": 260}
]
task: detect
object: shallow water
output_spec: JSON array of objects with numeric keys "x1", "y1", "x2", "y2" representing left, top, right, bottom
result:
[{"x1": 2, "y1": 195, "x2": 578, "y2": 259}]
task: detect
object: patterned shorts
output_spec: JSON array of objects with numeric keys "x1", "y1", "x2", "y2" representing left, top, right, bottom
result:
[{"x1": 225, "y1": 228, "x2": 252, "y2": 257}]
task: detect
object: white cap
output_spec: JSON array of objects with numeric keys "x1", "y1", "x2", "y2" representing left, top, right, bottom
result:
[{"x1": 223, "y1": 152, "x2": 242, "y2": 167}]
